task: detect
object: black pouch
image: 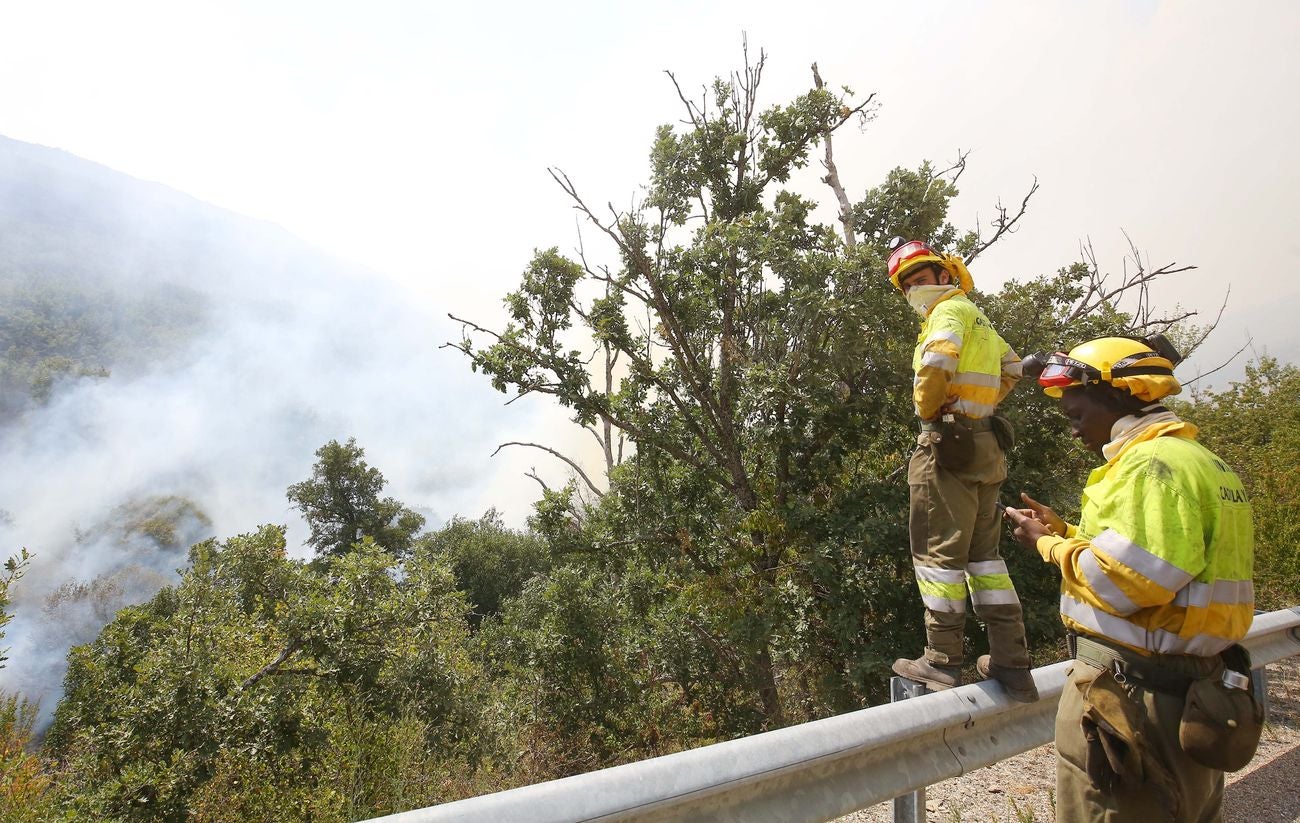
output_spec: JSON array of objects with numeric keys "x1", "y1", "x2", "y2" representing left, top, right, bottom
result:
[
  {"x1": 1179, "y1": 644, "x2": 1264, "y2": 771},
  {"x1": 932, "y1": 415, "x2": 974, "y2": 471},
  {"x1": 990, "y1": 414, "x2": 1016, "y2": 453}
]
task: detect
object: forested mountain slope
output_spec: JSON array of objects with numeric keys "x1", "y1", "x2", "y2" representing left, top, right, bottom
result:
[{"x1": 0, "y1": 134, "x2": 499, "y2": 725}]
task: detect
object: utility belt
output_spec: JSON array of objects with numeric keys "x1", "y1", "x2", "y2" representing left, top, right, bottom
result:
[
  {"x1": 920, "y1": 415, "x2": 994, "y2": 433},
  {"x1": 1072, "y1": 633, "x2": 1216, "y2": 698},
  {"x1": 919, "y1": 414, "x2": 1011, "y2": 470},
  {"x1": 1068, "y1": 630, "x2": 1263, "y2": 775}
]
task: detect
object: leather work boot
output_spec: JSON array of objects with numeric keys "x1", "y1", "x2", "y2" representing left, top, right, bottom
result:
[
  {"x1": 891, "y1": 657, "x2": 961, "y2": 690},
  {"x1": 977, "y1": 655, "x2": 1040, "y2": 703}
]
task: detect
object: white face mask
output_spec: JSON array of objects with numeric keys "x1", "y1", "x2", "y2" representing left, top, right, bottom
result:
[{"x1": 905, "y1": 284, "x2": 952, "y2": 317}]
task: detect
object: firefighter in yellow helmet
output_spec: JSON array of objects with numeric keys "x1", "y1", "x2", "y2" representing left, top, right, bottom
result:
[
  {"x1": 1005, "y1": 335, "x2": 1258, "y2": 822},
  {"x1": 885, "y1": 240, "x2": 1038, "y2": 702}
]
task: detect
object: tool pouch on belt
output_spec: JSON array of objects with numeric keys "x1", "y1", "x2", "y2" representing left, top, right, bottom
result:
[
  {"x1": 931, "y1": 414, "x2": 974, "y2": 471},
  {"x1": 1179, "y1": 644, "x2": 1264, "y2": 771},
  {"x1": 1077, "y1": 666, "x2": 1146, "y2": 790},
  {"x1": 990, "y1": 413, "x2": 1015, "y2": 452}
]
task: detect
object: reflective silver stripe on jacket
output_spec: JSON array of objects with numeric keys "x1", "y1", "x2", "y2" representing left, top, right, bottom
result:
[
  {"x1": 920, "y1": 350, "x2": 958, "y2": 373},
  {"x1": 1060, "y1": 595, "x2": 1235, "y2": 656},
  {"x1": 1091, "y1": 528, "x2": 1195, "y2": 593},
  {"x1": 1173, "y1": 578, "x2": 1254, "y2": 608},
  {"x1": 949, "y1": 398, "x2": 996, "y2": 417},
  {"x1": 1077, "y1": 548, "x2": 1141, "y2": 615},
  {"x1": 1001, "y1": 351, "x2": 1023, "y2": 378},
  {"x1": 922, "y1": 329, "x2": 963, "y2": 349},
  {"x1": 950, "y1": 371, "x2": 1002, "y2": 388}
]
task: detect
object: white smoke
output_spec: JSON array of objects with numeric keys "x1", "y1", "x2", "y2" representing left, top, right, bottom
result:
[{"x1": 0, "y1": 138, "x2": 557, "y2": 725}]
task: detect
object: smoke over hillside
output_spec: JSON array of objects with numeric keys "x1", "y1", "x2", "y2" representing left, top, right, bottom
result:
[{"x1": 0, "y1": 135, "x2": 521, "y2": 722}]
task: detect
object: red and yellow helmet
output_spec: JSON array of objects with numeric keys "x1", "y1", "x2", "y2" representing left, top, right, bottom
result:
[{"x1": 886, "y1": 240, "x2": 974, "y2": 292}]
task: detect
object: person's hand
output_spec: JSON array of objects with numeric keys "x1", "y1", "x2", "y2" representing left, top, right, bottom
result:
[
  {"x1": 1003, "y1": 505, "x2": 1050, "y2": 550},
  {"x1": 1018, "y1": 492, "x2": 1067, "y2": 536}
]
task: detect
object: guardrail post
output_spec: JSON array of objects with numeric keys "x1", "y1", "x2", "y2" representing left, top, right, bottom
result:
[
  {"x1": 1253, "y1": 609, "x2": 1271, "y2": 719},
  {"x1": 890, "y1": 676, "x2": 929, "y2": 823}
]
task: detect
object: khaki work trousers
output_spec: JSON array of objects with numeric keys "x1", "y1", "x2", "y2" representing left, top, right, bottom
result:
[
  {"x1": 1056, "y1": 659, "x2": 1225, "y2": 823},
  {"x1": 908, "y1": 427, "x2": 1030, "y2": 667}
]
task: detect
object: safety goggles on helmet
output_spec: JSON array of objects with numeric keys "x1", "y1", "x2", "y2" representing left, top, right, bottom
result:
[
  {"x1": 887, "y1": 240, "x2": 936, "y2": 281},
  {"x1": 1036, "y1": 354, "x2": 1092, "y2": 390},
  {"x1": 1033, "y1": 347, "x2": 1174, "y2": 391}
]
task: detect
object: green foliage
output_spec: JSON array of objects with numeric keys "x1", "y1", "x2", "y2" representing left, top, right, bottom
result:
[
  {"x1": 37, "y1": 496, "x2": 212, "y2": 657},
  {"x1": 44, "y1": 526, "x2": 487, "y2": 821},
  {"x1": 459, "y1": 59, "x2": 928, "y2": 728},
  {"x1": 286, "y1": 438, "x2": 425, "y2": 560},
  {"x1": 105, "y1": 496, "x2": 213, "y2": 551},
  {"x1": 424, "y1": 509, "x2": 550, "y2": 627},
  {"x1": 0, "y1": 549, "x2": 31, "y2": 669},
  {"x1": 0, "y1": 272, "x2": 205, "y2": 422},
  {"x1": 852, "y1": 161, "x2": 963, "y2": 251},
  {"x1": 1176, "y1": 358, "x2": 1300, "y2": 608},
  {"x1": 0, "y1": 691, "x2": 58, "y2": 822}
]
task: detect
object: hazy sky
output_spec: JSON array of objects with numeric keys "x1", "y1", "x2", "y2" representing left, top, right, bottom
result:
[{"x1": 3, "y1": 0, "x2": 1299, "y2": 505}]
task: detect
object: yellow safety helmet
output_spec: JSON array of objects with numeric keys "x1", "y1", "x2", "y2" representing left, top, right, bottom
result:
[
  {"x1": 1035, "y1": 335, "x2": 1182, "y2": 401},
  {"x1": 885, "y1": 239, "x2": 974, "y2": 292}
]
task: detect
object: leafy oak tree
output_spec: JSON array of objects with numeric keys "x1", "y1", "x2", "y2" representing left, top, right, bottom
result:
[
  {"x1": 287, "y1": 438, "x2": 426, "y2": 560},
  {"x1": 452, "y1": 48, "x2": 1207, "y2": 733},
  {"x1": 425, "y1": 509, "x2": 551, "y2": 627}
]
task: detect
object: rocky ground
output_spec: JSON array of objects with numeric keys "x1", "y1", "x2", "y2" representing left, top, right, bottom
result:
[{"x1": 838, "y1": 655, "x2": 1300, "y2": 823}]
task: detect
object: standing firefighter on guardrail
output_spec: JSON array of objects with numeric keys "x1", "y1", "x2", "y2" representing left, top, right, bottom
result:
[
  {"x1": 1006, "y1": 335, "x2": 1259, "y2": 823},
  {"x1": 885, "y1": 239, "x2": 1039, "y2": 702}
]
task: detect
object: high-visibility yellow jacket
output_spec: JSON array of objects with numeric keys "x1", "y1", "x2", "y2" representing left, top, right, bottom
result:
[
  {"x1": 1035, "y1": 420, "x2": 1255, "y2": 657},
  {"x1": 912, "y1": 290, "x2": 1021, "y2": 420}
]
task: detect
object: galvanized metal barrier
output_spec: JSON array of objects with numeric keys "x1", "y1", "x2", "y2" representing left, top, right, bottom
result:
[{"x1": 366, "y1": 607, "x2": 1300, "y2": 823}]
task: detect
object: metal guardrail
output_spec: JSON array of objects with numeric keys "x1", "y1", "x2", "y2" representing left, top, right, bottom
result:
[{"x1": 366, "y1": 607, "x2": 1300, "y2": 823}]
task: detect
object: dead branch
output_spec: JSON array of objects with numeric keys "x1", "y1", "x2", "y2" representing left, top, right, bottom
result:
[
  {"x1": 1180, "y1": 285, "x2": 1231, "y2": 357},
  {"x1": 524, "y1": 468, "x2": 550, "y2": 495},
  {"x1": 492, "y1": 441, "x2": 604, "y2": 497},
  {"x1": 240, "y1": 637, "x2": 303, "y2": 691},
  {"x1": 965, "y1": 176, "x2": 1039, "y2": 264},
  {"x1": 1183, "y1": 336, "x2": 1254, "y2": 387},
  {"x1": 1061, "y1": 238, "x2": 1197, "y2": 326},
  {"x1": 812, "y1": 62, "x2": 856, "y2": 249},
  {"x1": 932, "y1": 149, "x2": 970, "y2": 186},
  {"x1": 665, "y1": 70, "x2": 705, "y2": 131}
]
